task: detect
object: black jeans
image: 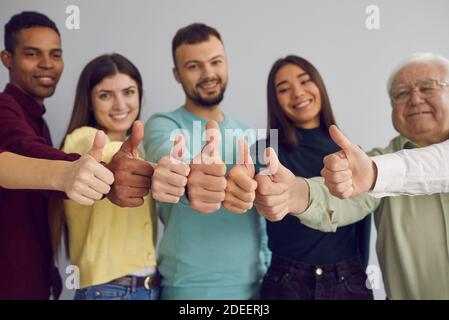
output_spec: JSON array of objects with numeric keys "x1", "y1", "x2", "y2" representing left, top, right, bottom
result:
[{"x1": 261, "y1": 255, "x2": 373, "y2": 300}]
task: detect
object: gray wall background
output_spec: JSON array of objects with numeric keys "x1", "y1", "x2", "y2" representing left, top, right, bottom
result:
[{"x1": 1, "y1": 0, "x2": 449, "y2": 300}]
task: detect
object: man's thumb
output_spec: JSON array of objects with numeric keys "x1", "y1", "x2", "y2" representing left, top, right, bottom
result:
[
  {"x1": 238, "y1": 138, "x2": 253, "y2": 167},
  {"x1": 204, "y1": 120, "x2": 221, "y2": 158},
  {"x1": 171, "y1": 134, "x2": 186, "y2": 161},
  {"x1": 88, "y1": 130, "x2": 106, "y2": 162},
  {"x1": 329, "y1": 125, "x2": 355, "y2": 154},
  {"x1": 120, "y1": 120, "x2": 143, "y2": 157}
]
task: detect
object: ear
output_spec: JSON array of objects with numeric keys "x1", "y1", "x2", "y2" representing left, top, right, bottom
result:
[
  {"x1": 1, "y1": 50, "x2": 12, "y2": 70},
  {"x1": 172, "y1": 66, "x2": 181, "y2": 84}
]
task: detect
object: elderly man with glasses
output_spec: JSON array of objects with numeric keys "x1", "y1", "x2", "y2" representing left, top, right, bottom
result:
[{"x1": 255, "y1": 53, "x2": 449, "y2": 299}]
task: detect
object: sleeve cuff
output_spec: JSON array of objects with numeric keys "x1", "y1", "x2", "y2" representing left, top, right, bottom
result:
[
  {"x1": 369, "y1": 153, "x2": 406, "y2": 197},
  {"x1": 292, "y1": 178, "x2": 338, "y2": 232}
]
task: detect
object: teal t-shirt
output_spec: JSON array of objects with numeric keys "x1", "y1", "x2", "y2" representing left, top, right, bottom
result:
[{"x1": 144, "y1": 106, "x2": 269, "y2": 299}]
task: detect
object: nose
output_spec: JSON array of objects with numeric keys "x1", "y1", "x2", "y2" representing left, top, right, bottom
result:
[
  {"x1": 292, "y1": 83, "x2": 305, "y2": 98},
  {"x1": 408, "y1": 88, "x2": 425, "y2": 106},
  {"x1": 38, "y1": 54, "x2": 54, "y2": 69},
  {"x1": 201, "y1": 63, "x2": 215, "y2": 79},
  {"x1": 114, "y1": 94, "x2": 127, "y2": 110}
]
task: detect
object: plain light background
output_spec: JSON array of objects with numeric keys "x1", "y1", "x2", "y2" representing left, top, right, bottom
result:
[{"x1": 1, "y1": 0, "x2": 449, "y2": 300}]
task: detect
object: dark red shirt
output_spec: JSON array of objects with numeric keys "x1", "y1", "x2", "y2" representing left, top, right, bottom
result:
[{"x1": 0, "y1": 83, "x2": 80, "y2": 299}]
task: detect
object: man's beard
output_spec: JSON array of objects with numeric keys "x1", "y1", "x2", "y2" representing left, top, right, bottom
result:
[{"x1": 183, "y1": 79, "x2": 227, "y2": 108}]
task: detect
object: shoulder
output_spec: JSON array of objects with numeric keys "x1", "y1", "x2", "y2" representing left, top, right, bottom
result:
[
  {"x1": 0, "y1": 92, "x2": 22, "y2": 116},
  {"x1": 367, "y1": 135, "x2": 403, "y2": 156},
  {"x1": 63, "y1": 126, "x2": 105, "y2": 153}
]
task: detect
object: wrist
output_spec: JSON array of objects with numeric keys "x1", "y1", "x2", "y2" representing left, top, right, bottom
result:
[
  {"x1": 289, "y1": 177, "x2": 309, "y2": 215},
  {"x1": 369, "y1": 160, "x2": 378, "y2": 191},
  {"x1": 48, "y1": 160, "x2": 70, "y2": 192}
]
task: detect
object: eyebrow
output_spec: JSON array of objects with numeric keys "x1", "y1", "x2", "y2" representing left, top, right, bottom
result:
[
  {"x1": 275, "y1": 72, "x2": 308, "y2": 88},
  {"x1": 22, "y1": 46, "x2": 62, "y2": 52},
  {"x1": 183, "y1": 55, "x2": 225, "y2": 67},
  {"x1": 97, "y1": 85, "x2": 137, "y2": 93}
]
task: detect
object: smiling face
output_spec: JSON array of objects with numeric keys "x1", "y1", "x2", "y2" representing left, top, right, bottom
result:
[
  {"x1": 173, "y1": 36, "x2": 228, "y2": 109},
  {"x1": 391, "y1": 62, "x2": 449, "y2": 146},
  {"x1": 91, "y1": 72, "x2": 140, "y2": 141},
  {"x1": 0, "y1": 27, "x2": 63, "y2": 104},
  {"x1": 274, "y1": 63, "x2": 322, "y2": 129}
]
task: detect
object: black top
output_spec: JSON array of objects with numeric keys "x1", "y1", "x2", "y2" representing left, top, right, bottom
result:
[{"x1": 256, "y1": 127, "x2": 371, "y2": 265}]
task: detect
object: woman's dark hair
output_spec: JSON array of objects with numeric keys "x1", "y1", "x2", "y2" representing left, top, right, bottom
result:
[
  {"x1": 62, "y1": 53, "x2": 143, "y2": 147},
  {"x1": 267, "y1": 55, "x2": 337, "y2": 151},
  {"x1": 50, "y1": 53, "x2": 143, "y2": 258}
]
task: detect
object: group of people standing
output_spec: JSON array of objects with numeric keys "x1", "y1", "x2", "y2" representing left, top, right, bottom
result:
[{"x1": 1, "y1": 10, "x2": 449, "y2": 300}]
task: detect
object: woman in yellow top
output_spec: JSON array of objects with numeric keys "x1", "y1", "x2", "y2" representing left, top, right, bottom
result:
[{"x1": 53, "y1": 53, "x2": 158, "y2": 300}]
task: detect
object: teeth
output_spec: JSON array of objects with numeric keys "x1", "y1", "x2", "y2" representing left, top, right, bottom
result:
[
  {"x1": 294, "y1": 100, "x2": 311, "y2": 109},
  {"x1": 36, "y1": 76, "x2": 54, "y2": 85},
  {"x1": 111, "y1": 113, "x2": 128, "y2": 120},
  {"x1": 200, "y1": 81, "x2": 218, "y2": 89}
]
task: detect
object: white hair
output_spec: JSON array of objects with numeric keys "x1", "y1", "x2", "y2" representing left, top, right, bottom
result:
[{"x1": 387, "y1": 52, "x2": 449, "y2": 94}]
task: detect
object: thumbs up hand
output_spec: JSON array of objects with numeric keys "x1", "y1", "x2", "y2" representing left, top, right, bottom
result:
[
  {"x1": 187, "y1": 120, "x2": 227, "y2": 214},
  {"x1": 255, "y1": 147, "x2": 309, "y2": 221},
  {"x1": 223, "y1": 139, "x2": 257, "y2": 213},
  {"x1": 321, "y1": 125, "x2": 377, "y2": 199},
  {"x1": 107, "y1": 121, "x2": 155, "y2": 207},
  {"x1": 64, "y1": 130, "x2": 114, "y2": 206},
  {"x1": 152, "y1": 135, "x2": 191, "y2": 203}
]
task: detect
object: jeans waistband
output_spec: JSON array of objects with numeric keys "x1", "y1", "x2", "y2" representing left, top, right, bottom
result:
[{"x1": 270, "y1": 255, "x2": 365, "y2": 280}]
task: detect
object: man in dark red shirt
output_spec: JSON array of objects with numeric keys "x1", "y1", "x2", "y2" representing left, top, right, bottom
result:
[{"x1": 0, "y1": 11, "x2": 153, "y2": 299}]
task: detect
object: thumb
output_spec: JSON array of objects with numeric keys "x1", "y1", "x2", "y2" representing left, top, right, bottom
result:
[
  {"x1": 238, "y1": 138, "x2": 253, "y2": 168},
  {"x1": 264, "y1": 147, "x2": 280, "y2": 177},
  {"x1": 120, "y1": 120, "x2": 143, "y2": 157},
  {"x1": 88, "y1": 130, "x2": 106, "y2": 162},
  {"x1": 203, "y1": 120, "x2": 221, "y2": 158},
  {"x1": 329, "y1": 125, "x2": 356, "y2": 154},
  {"x1": 171, "y1": 134, "x2": 186, "y2": 161}
]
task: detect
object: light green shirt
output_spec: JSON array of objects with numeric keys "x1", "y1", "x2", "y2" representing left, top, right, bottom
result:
[
  {"x1": 298, "y1": 135, "x2": 449, "y2": 299},
  {"x1": 143, "y1": 106, "x2": 269, "y2": 300}
]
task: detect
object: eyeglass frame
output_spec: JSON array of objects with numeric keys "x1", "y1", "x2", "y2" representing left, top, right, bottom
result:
[{"x1": 389, "y1": 79, "x2": 449, "y2": 104}]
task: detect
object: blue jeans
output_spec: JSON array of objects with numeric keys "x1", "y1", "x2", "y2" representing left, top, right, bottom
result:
[
  {"x1": 74, "y1": 277, "x2": 160, "y2": 300},
  {"x1": 261, "y1": 255, "x2": 373, "y2": 300}
]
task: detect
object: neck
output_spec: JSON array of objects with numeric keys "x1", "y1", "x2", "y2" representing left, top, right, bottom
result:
[
  {"x1": 10, "y1": 82, "x2": 44, "y2": 105},
  {"x1": 184, "y1": 99, "x2": 224, "y2": 122},
  {"x1": 107, "y1": 131, "x2": 126, "y2": 142},
  {"x1": 410, "y1": 134, "x2": 448, "y2": 148}
]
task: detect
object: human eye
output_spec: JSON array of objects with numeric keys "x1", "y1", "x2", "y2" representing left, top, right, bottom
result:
[
  {"x1": 124, "y1": 88, "x2": 135, "y2": 96},
  {"x1": 394, "y1": 89, "x2": 410, "y2": 100},
  {"x1": 298, "y1": 74, "x2": 312, "y2": 85},
  {"x1": 98, "y1": 92, "x2": 110, "y2": 100},
  {"x1": 419, "y1": 81, "x2": 437, "y2": 93},
  {"x1": 277, "y1": 86, "x2": 290, "y2": 94},
  {"x1": 187, "y1": 63, "x2": 199, "y2": 70},
  {"x1": 23, "y1": 50, "x2": 38, "y2": 57},
  {"x1": 211, "y1": 59, "x2": 222, "y2": 66},
  {"x1": 51, "y1": 51, "x2": 62, "y2": 59}
]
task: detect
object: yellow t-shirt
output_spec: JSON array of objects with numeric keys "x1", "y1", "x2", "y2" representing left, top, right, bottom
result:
[{"x1": 63, "y1": 126, "x2": 157, "y2": 288}]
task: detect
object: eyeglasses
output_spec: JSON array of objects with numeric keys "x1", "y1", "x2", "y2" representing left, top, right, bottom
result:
[{"x1": 390, "y1": 79, "x2": 449, "y2": 104}]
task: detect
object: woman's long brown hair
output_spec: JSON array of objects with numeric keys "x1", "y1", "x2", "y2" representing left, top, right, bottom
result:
[
  {"x1": 49, "y1": 53, "x2": 144, "y2": 260},
  {"x1": 266, "y1": 55, "x2": 337, "y2": 150}
]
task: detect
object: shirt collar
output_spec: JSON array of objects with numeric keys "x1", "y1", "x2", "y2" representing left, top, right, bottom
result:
[
  {"x1": 398, "y1": 135, "x2": 424, "y2": 150},
  {"x1": 4, "y1": 83, "x2": 47, "y2": 119}
]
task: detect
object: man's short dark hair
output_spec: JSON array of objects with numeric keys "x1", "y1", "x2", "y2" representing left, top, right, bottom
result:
[
  {"x1": 172, "y1": 23, "x2": 222, "y2": 67},
  {"x1": 4, "y1": 11, "x2": 60, "y2": 53}
]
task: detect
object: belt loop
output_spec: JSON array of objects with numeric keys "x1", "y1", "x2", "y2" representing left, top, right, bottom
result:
[{"x1": 131, "y1": 275, "x2": 137, "y2": 293}]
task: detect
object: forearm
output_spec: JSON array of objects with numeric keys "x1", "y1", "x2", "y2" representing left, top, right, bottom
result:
[
  {"x1": 370, "y1": 140, "x2": 449, "y2": 196},
  {"x1": 0, "y1": 152, "x2": 69, "y2": 191},
  {"x1": 289, "y1": 177, "x2": 311, "y2": 215},
  {"x1": 294, "y1": 177, "x2": 379, "y2": 232}
]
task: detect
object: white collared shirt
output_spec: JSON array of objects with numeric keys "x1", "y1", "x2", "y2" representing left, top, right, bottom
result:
[{"x1": 370, "y1": 139, "x2": 449, "y2": 197}]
